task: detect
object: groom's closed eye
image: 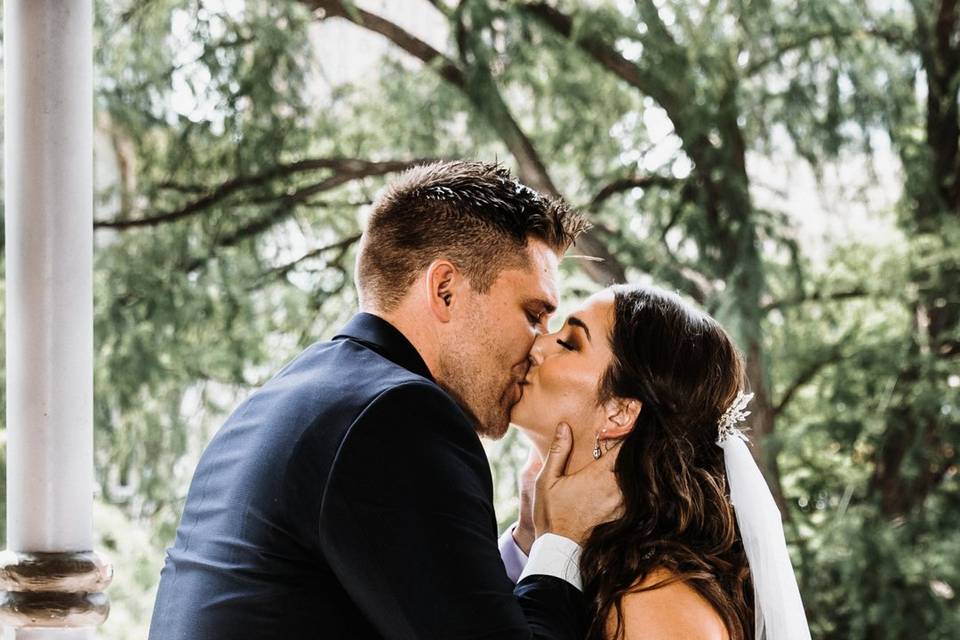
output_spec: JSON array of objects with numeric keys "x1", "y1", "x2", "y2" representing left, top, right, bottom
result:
[{"x1": 524, "y1": 299, "x2": 557, "y2": 329}]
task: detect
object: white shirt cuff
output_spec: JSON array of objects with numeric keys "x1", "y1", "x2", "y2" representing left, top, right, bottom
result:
[{"x1": 518, "y1": 533, "x2": 583, "y2": 591}]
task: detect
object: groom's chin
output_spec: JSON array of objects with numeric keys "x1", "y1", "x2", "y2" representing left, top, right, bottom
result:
[
  {"x1": 478, "y1": 415, "x2": 511, "y2": 440},
  {"x1": 482, "y1": 428, "x2": 509, "y2": 441}
]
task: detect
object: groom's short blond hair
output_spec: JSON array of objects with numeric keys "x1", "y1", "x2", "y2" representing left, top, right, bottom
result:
[{"x1": 356, "y1": 161, "x2": 588, "y2": 312}]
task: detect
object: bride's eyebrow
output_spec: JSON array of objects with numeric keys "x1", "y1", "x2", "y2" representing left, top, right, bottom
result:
[{"x1": 567, "y1": 316, "x2": 592, "y2": 342}]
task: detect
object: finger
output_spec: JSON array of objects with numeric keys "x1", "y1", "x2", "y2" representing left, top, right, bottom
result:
[{"x1": 538, "y1": 422, "x2": 573, "y2": 485}]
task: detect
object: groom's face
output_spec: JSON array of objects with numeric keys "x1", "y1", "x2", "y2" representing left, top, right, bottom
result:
[{"x1": 443, "y1": 239, "x2": 559, "y2": 439}]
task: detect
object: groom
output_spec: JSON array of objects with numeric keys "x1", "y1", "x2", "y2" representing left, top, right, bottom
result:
[{"x1": 148, "y1": 161, "x2": 621, "y2": 639}]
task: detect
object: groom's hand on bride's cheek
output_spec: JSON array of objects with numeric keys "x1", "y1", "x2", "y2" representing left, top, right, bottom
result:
[{"x1": 533, "y1": 423, "x2": 624, "y2": 545}]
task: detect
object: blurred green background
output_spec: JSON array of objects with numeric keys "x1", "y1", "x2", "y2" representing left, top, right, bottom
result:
[{"x1": 1, "y1": 0, "x2": 958, "y2": 637}]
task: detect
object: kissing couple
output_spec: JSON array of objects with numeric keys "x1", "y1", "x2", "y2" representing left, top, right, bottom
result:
[{"x1": 148, "y1": 161, "x2": 811, "y2": 639}]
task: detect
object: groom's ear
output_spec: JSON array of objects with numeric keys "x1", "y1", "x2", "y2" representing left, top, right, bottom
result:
[
  {"x1": 601, "y1": 397, "x2": 642, "y2": 440},
  {"x1": 425, "y1": 259, "x2": 461, "y2": 322}
]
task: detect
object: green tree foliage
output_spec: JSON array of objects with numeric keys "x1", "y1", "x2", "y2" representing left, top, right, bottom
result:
[{"x1": 1, "y1": 0, "x2": 956, "y2": 637}]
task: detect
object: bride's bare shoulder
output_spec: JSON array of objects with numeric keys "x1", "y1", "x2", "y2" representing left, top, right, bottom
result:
[{"x1": 606, "y1": 568, "x2": 730, "y2": 640}]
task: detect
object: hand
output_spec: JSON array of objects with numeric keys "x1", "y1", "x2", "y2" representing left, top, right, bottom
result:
[
  {"x1": 512, "y1": 447, "x2": 541, "y2": 555},
  {"x1": 533, "y1": 422, "x2": 623, "y2": 545}
]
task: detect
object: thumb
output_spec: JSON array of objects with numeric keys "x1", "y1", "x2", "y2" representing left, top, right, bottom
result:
[{"x1": 539, "y1": 423, "x2": 573, "y2": 485}]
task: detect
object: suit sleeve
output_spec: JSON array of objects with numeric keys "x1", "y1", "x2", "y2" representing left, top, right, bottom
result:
[{"x1": 318, "y1": 382, "x2": 588, "y2": 640}]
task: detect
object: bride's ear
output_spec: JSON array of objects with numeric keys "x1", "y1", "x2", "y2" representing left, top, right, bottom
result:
[{"x1": 601, "y1": 397, "x2": 642, "y2": 440}]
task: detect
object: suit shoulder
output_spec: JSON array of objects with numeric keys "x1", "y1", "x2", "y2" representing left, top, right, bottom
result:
[
  {"x1": 348, "y1": 381, "x2": 477, "y2": 451},
  {"x1": 364, "y1": 380, "x2": 467, "y2": 420},
  {"x1": 326, "y1": 379, "x2": 491, "y2": 512},
  {"x1": 338, "y1": 380, "x2": 482, "y2": 470}
]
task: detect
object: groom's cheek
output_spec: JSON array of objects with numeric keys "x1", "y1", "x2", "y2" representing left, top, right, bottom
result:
[{"x1": 513, "y1": 325, "x2": 536, "y2": 362}]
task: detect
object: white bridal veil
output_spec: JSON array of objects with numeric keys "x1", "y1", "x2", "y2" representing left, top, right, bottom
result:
[{"x1": 717, "y1": 392, "x2": 812, "y2": 640}]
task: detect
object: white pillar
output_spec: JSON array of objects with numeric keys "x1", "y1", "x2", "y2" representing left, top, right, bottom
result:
[{"x1": 4, "y1": 0, "x2": 99, "y2": 637}]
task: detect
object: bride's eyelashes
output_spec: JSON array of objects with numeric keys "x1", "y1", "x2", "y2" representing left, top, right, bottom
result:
[{"x1": 556, "y1": 338, "x2": 576, "y2": 351}]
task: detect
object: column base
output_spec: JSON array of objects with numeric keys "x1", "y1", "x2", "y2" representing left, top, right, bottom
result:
[{"x1": 0, "y1": 552, "x2": 111, "y2": 628}]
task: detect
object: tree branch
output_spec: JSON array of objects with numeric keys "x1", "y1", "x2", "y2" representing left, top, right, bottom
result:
[
  {"x1": 746, "y1": 25, "x2": 915, "y2": 76},
  {"x1": 311, "y1": 0, "x2": 627, "y2": 284},
  {"x1": 519, "y1": 1, "x2": 727, "y2": 226},
  {"x1": 94, "y1": 158, "x2": 427, "y2": 230},
  {"x1": 590, "y1": 173, "x2": 677, "y2": 207},
  {"x1": 635, "y1": 0, "x2": 683, "y2": 50},
  {"x1": 645, "y1": 260, "x2": 712, "y2": 305},
  {"x1": 585, "y1": 174, "x2": 710, "y2": 302},
  {"x1": 774, "y1": 347, "x2": 845, "y2": 416},
  {"x1": 522, "y1": 2, "x2": 680, "y2": 113},
  {"x1": 181, "y1": 183, "x2": 359, "y2": 273},
  {"x1": 259, "y1": 233, "x2": 362, "y2": 283},
  {"x1": 762, "y1": 287, "x2": 870, "y2": 313},
  {"x1": 309, "y1": 0, "x2": 465, "y2": 87}
]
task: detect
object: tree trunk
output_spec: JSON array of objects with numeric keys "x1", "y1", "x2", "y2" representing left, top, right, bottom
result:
[{"x1": 869, "y1": 0, "x2": 960, "y2": 518}]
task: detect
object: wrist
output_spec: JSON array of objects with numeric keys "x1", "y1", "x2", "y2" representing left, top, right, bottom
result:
[
  {"x1": 535, "y1": 519, "x2": 585, "y2": 545},
  {"x1": 513, "y1": 521, "x2": 536, "y2": 556}
]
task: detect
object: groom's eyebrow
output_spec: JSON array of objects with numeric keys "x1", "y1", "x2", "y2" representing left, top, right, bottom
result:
[{"x1": 567, "y1": 316, "x2": 592, "y2": 342}]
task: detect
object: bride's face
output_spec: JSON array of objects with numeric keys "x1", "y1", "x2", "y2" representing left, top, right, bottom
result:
[{"x1": 511, "y1": 290, "x2": 616, "y2": 466}]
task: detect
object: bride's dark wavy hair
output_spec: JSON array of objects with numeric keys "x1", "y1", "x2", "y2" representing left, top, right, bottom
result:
[{"x1": 581, "y1": 285, "x2": 754, "y2": 640}]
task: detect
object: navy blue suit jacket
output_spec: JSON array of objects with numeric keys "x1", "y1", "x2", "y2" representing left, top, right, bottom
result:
[{"x1": 148, "y1": 313, "x2": 587, "y2": 639}]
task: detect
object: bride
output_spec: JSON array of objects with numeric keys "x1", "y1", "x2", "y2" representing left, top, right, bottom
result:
[{"x1": 506, "y1": 284, "x2": 811, "y2": 640}]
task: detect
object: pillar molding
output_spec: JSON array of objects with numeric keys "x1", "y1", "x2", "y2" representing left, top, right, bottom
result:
[{"x1": 0, "y1": 551, "x2": 111, "y2": 627}]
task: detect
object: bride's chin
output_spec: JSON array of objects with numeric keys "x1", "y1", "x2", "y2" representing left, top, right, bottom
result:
[
  {"x1": 508, "y1": 411, "x2": 530, "y2": 432},
  {"x1": 509, "y1": 414, "x2": 549, "y2": 444},
  {"x1": 508, "y1": 410, "x2": 535, "y2": 437},
  {"x1": 511, "y1": 401, "x2": 553, "y2": 444},
  {"x1": 509, "y1": 421, "x2": 551, "y2": 460}
]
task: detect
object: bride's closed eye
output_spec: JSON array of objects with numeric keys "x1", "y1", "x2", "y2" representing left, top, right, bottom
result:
[{"x1": 556, "y1": 338, "x2": 576, "y2": 351}]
